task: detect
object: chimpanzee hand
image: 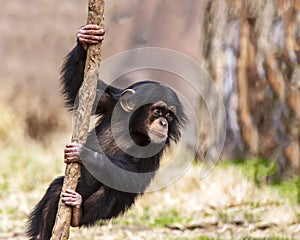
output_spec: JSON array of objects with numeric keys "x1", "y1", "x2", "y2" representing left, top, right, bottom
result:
[
  {"x1": 77, "y1": 24, "x2": 105, "y2": 50},
  {"x1": 64, "y1": 142, "x2": 82, "y2": 164},
  {"x1": 61, "y1": 189, "x2": 82, "y2": 208},
  {"x1": 62, "y1": 189, "x2": 82, "y2": 227}
]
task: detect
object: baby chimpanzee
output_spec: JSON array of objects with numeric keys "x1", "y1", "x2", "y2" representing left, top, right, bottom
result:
[{"x1": 27, "y1": 25, "x2": 187, "y2": 240}]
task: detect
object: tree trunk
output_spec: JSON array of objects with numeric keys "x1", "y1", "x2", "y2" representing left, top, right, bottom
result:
[
  {"x1": 202, "y1": 0, "x2": 300, "y2": 179},
  {"x1": 50, "y1": 1, "x2": 105, "y2": 239}
]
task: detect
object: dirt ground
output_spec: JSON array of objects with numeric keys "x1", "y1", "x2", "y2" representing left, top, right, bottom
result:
[
  {"x1": 0, "y1": 163, "x2": 299, "y2": 240},
  {"x1": 67, "y1": 165, "x2": 300, "y2": 240}
]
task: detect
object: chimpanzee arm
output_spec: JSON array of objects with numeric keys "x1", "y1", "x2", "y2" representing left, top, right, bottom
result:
[
  {"x1": 61, "y1": 43, "x2": 87, "y2": 110},
  {"x1": 64, "y1": 140, "x2": 137, "y2": 187},
  {"x1": 61, "y1": 25, "x2": 105, "y2": 111},
  {"x1": 65, "y1": 130, "x2": 155, "y2": 192},
  {"x1": 78, "y1": 144, "x2": 155, "y2": 193},
  {"x1": 60, "y1": 44, "x2": 119, "y2": 113}
]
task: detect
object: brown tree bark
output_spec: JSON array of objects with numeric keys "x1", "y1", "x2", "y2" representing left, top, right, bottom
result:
[
  {"x1": 201, "y1": 0, "x2": 300, "y2": 178},
  {"x1": 50, "y1": 1, "x2": 105, "y2": 239},
  {"x1": 236, "y1": 0, "x2": 259, "y2": 155}
]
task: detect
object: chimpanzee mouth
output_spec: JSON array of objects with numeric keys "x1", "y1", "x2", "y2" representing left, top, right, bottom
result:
[{"x1": 148, "y1": 129, "x2": 167, "y2": 143}]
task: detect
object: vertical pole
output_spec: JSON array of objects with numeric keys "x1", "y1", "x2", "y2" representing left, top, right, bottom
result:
[{"x1": 50, "y1": 1, "x2": 105, "y2": 239}]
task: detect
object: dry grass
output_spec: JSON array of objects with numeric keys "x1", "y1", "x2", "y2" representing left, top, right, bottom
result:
[{"x1": 0, "y1": 134, "x2": 299, "y2": 239}]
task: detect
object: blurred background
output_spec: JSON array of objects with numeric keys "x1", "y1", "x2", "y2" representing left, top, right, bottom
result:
[{"x1": 0, "y1": 0, "x2": 299, "y2": 239}]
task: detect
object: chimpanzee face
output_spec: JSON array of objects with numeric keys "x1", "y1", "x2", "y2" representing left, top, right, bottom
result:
[
  {"x1": 119, "y1": 83, "x2": 186, "y2": 146},
  {"x1": 124, "y1": 101, "x2": 176, "y2": 146},
  {"x1": 145, "y1": 101, "x2": 176, "y2": 144}
]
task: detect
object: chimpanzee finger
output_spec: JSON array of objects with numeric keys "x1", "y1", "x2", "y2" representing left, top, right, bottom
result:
[
  {"x1": 64, "y1": 157, "x2": 80, "y2": 164},
  {"x1": 64, "y1": 155, "x2": 82, "y2": 164},
  {"x1": 64, "y1": 144, "x2": 79, "y2": 152},
  {"x1": 65, "y1": 152, "x2": 78, "y2": 157},
  {"x1": 64, "y1": 201, "x2": 76, "y2": 206},
  {"x1": 65, "y1": 189, "x2": 81, "y2": 197},
  {"x1": 62, "y1": 198, "x2": 77, "y2": 206},
  {"x1": 65, "y1": 189, "x2": 76, "y2": 194},
  {"x1": 64, "y1": 151, "x2": 79, "y2": 157},
  {"x1": 78, "y1": 29, "x2": 105, "y2": 36},
  {"x1": 64, "y1": 155, "x2": 79, "y2": 162},
  {"x1": 78, "y1": 36, "x2": 104, "y2": 44},
  {"x1": 64, "y1": 154, "x2": 78, "y2": 162},
  {"x1": 62, "y1": 192, "x2": 74, "y2": 198},
  {"x1": 64, "y1": 147, "x2": 75, "y2": 152},
  {"x1": 77, "y1": 33, "x2": 104, "y2": 42},
  {"x1": 66, "y1": 143, "x2": 78, "y2": 148},
  {"x1": 62, "y1": 190, "x2": 78, "y2": 197},
  {"x1": 80, "y1": 24, "x2": 104, "y2": 32},
  {"x1": 62, "y1": 190, "x2": 82, "y2": 206},
  {"x1": 81, "y1": 24, "x2": 100, "y2": 29}
]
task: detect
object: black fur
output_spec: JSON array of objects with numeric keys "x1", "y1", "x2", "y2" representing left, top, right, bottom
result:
[{"x1": 26, "y1": 43, "x2": 186, "y2": 240}]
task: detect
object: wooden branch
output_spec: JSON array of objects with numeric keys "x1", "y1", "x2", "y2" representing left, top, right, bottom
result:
[{"x1": 50, "y1": 1, "x2": 105, "y2": 239}]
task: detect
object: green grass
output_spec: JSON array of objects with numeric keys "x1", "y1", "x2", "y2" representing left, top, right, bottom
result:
[
  {"x1": 225, "y1": 158, "x2": 277, "y2": 185},
  {"x1": 116, "y1": 206, "x2": 193, "y2": 227},
  {"x1": 149, "y1": 208, "x2": 193, "y2": 227},
  {"x1": 196, "y1": 237, "x2": 220, "y2": 240},
  {"x1": 171, "y1": 237, "x2": 221, "y2": 240},
  {"x1": 172, "y1": 237, "x2": 297, "y2": 240},
  {"x1": 0, "y1": 142, "x2": 63, "y2": 193},
  {"x1": 239, "y1": 238, "x2": 297, "y2": 240},
  {"x1": 272, "y1": 177, "x2": 300, "y2": 205},
  {"x1": 222, "y1": 158, "x2": 300, "y2": 204}
]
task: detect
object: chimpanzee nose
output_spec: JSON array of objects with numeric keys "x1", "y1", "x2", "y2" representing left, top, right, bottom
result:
[{"x1": 159, "y1": 118, "x2": 167, "y2": 127}]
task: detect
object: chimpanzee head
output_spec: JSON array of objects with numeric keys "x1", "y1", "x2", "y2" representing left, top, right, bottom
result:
[{"x1": 119, "y1": 81, "x2": 187, "y2": 147}]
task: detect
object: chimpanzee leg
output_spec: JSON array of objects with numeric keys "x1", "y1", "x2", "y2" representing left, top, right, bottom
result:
[
  {"x1": 27, "y1": 177, "x2": 63, "y2": 240},
  {"x1": 78, "y1": 186, "x2": 136, "y2": 226}
]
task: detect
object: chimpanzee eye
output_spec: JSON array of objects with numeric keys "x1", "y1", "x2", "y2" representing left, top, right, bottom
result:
[
  {"x1": 166, "y1": 112, "x2": 174, "y2": 122},
  {"x1": 153, "y1": 108, "x2": 161, "y2": 117}
]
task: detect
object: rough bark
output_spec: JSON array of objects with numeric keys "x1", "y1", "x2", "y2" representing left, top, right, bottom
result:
[
  {"x1": 236, "y1": 0, "x2": 259, "y2": 155},
  {"x1": 202, "y1": 0, "x2": 300, "y2": 178},
  {"x1": 50, "y1": 1, "x2": 105, "y2": 239}
]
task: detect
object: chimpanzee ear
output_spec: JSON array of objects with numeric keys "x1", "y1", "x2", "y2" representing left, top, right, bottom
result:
[
  {"x1": 169, "y1": 106, "x2": 177, "y2": 115},
  {"x1": 120, "y1": 89, "x2": 136, "y2": 112}
]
